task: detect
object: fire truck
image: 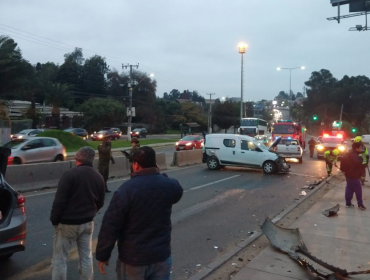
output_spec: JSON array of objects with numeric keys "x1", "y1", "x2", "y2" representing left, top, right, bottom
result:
[{"x1": 272, "y1": 120, "x2": 307, "y2": 149}]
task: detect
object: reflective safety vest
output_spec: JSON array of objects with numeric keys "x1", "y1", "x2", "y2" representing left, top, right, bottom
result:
[{"x1": 324, "y1": 150, "x2": 338, "y2": 163}]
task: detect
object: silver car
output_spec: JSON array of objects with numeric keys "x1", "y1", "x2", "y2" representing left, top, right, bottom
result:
[
  {"x1": 3, "y1": 137, "x2": 66, "y2": 164},
  {"x1": 11, "y1": 129, "x2": 44, "y2": 140},
  {"x1": 0, "y1": 147, "x2": 26, "y2": 259}
]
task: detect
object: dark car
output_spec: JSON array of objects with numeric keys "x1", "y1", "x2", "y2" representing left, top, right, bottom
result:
[
  {"x1": 131, "y1": 128, "x2": 147, "y2": 138},
  {"x1": 91, "y1": 129, "x2": 120, "y2": 141},
  {"x1": 104, "y1": 127, "x2": 122, "y2": 136},
  {"x1": 64, "y1": 128, "x2": 88, "y2": 140},
  {"x1": 0, "y1": 147, "x2": 27, "y2": 259}
]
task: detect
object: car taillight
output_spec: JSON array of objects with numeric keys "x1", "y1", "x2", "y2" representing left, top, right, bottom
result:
[
  {"x1": 16, "y1": 194, "x2": 25, "y2": 208},
  {"x1": 8, "y1": 157, "x2": 14, "y2": 165},
  {"x1": 298, "y1": 147, "x2": 301, "y2": 152}
]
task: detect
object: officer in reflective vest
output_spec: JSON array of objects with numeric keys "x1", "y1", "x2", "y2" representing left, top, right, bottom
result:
[
  {"x1": 324, "y1": 149, "x2": 339, "y2": 176},
  {"x1": 354, "y1": 136, "x2": 369, "y2": 185}
]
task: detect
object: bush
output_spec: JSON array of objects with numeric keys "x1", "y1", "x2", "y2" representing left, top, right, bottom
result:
[{"x1": 38, "y1": 130, "x2": 90, "y2": 152}]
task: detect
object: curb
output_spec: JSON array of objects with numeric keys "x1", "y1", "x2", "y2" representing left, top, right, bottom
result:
[{"x1": 188, "y1": 175, "x2": 335, "y2": 280}]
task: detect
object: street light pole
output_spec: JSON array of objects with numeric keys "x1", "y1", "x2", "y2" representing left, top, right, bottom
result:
[
  {"x1": 238, "y1": 43, "x2": 248, "y2": 120},
  {"x1": 122, "y1": 63, "x2": 139, "y2": 141},
  {"x1": 207, "y1": 93, "x2": 215, "y2": 133},
  {"x1": 277, "y1": 66, "x2": 305, "y2": 120}
]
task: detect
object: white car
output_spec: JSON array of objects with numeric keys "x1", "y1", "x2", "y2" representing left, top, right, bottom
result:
[
  {"x1": 11, "y1": 129, "x2": 44, "y2": 140},
  {"x1": 2, "y1": 137, "x2": 66, "y2": 164},
  {"x1": 203, "y1": 134, "x2": 290, "y2": 174},
  {"x1": 275, "y1": 138, "x2": 303, "y2": 164}
]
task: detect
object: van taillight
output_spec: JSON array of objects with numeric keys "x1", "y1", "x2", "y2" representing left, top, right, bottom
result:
[
  {"x1": 7, "y1": 157, "x2": 14, "y2": 165},
  {"x1": 16, "y1": 194, "x2": 25, "y2": 208}
]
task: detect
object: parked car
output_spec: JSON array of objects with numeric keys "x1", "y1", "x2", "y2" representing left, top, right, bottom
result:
[
  {"x1": 91, "y1": 129, "x2": 120, "y2": 141},
  {"x1": 104, "y1": 127, "x2": 122, "y2": 136},
  {"x1": 2, "y1": 137, "x2": 66, "y2": 164},
  {"x1": 203, "y1": 134, "x2": 290, "y2": 174},
  {"x1": 175, "y1": 135, "x2": 204, "y2": 151},
  {"x1": 64, "y1": 128, "x2": 88, "y2": 140},
  {"x1": 275, "y1": 138, "x2": 303, "y2": 163},
  {"x1": 131, "y1": 128, "x2": 147, "y2": 138},
  {"x1": 0, "y1": 147, "x2": 26, "y2": 259},
  {"x1": 11, "y1": 129, "x2": 44, "y2": 140},
  {"x1": 316, "y1": 135, "x2": 346, "y2": 159}
]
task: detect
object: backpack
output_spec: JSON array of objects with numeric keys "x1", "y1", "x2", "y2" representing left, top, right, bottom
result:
[{"x1": 340, "y1": 152, "x2": 351, "y2": 173}]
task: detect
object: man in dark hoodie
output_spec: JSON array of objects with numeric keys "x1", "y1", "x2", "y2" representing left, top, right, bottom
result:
[
  {"x1": 50, "y1": 146, "x2": 105, "y2": 280},
  {"x1": 345, "y1": 142, "x2": 367, "y2": 210},
  {"x1": 96, "y1": 146, "x2": 183, "y2": 280}
]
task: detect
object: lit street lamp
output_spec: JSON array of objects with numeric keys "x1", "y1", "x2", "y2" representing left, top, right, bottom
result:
[
  {"x1": 238, "y1": 43, "x2": 248, "y2": 120},
  {"x1": 277, "y1": 66, "x2": 305, "y2": 119}
]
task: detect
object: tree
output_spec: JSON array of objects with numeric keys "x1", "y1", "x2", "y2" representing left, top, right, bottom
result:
[
  {"x1": 58, "y1": 48, "x2": 84, "y2": 92},
  {"x1": 79, "y1": 98, "x2": 126, "y2": 132},
  {"x1": 212, "y1": 100, "x2": 236, "y2": 132},
  {"x1": 44, "y1": 83, "x2": 71, "y2": 128},
  {"x1": 81, "y1": 55, "x2": 109, "y2": 95}
]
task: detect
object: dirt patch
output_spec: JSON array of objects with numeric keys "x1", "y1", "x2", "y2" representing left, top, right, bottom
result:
[{"x1": 203, "y1": 175, "x2": 345, "y2": 280}]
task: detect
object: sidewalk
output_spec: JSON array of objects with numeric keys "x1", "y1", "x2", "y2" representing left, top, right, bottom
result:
[{"x1": 232, "y1": 178, "x2": 370, "y2": 280}]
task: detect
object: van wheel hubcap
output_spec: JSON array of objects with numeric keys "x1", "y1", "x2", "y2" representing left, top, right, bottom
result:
[{"x1": 209, "y1": 159, "x2": 218, "y2": 169}]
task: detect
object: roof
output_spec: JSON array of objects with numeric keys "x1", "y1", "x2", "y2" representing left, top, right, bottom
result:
[{"x1": 183, "y1": 122, "x2": 200, "y2": 128}]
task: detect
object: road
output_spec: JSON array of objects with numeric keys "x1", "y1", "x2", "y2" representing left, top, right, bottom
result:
[{"x1": 0, "y1": 146, "x2": 332, "y2": 280}]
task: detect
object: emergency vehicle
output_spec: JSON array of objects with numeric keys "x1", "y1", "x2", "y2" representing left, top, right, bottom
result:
[{"x1": 272, "y1": 120, "x2": 306, "y2": 149}]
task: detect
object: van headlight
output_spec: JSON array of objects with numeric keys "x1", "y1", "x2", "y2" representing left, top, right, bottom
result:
[
  {"x1": 338, "y1": 146, "x2": 345, "y2": 151},
  {"x1": 317, "y1": 145, "x2": 324, "y2": 150}
]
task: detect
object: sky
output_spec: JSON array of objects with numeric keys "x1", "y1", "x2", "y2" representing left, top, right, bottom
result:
[{"x1": 1, "y1": 0, "x2": 369, "y2": 101}]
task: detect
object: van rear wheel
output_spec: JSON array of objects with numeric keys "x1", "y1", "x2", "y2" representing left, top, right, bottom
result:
[
  {"x1": 263, "y1": 161, "x2": 276, "y2": 174},
  {"x1": 207, "y1": 156, "x2": 220, "y2": 170}
]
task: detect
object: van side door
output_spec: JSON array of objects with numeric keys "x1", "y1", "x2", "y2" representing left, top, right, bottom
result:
[
  {"x1": 219, "y1": 138, "x2": 238, "y2": 165},
  {"x1": 237, "y1": 140, "x2": 263, "y2": 167}
]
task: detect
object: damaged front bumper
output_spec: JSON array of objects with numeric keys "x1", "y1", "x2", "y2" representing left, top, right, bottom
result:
[{"x1": 275, "y1": 156, "x2": 290, "y2": 173}]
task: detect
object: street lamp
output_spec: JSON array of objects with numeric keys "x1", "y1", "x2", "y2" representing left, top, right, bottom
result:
[
  {"x1": 276, "y1": 66, "x2": 305, "y2": 119},
  {"x1": 238, "y1": 43, "x2": 248, "y2": 120}
]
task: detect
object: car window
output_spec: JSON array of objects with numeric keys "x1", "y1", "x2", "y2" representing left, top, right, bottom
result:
[
  {"x1": 182, "y1": 136, "x2": 195, "y2": 141},
  {"x1": 241, "y1": 140, "x2": 258, "y2": 151},
  {"x1": 223, "y1": 139, "x2": 236, "y2": 148},
  {"x1": 42, "y1": 138, "x2": 56, "y2": 147},
  {"x1": 25, "y1": 139, "x2": 42, "y2": 149}
]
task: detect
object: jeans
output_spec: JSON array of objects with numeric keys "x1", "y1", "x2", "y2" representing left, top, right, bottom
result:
[
  {"x1": 116, "y1": 256, "x2": 172, "y2": 280},
  {"x1": 51, "y1": 222, "x2": 94, "y2": 280},
  {"x1": 345, "y1": 178, "x2": 363, "y2": 206}
]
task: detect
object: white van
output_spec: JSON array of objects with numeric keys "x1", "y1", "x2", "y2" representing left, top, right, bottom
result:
[{"x1": 203, "y1": 134, "x2": 290, "y2": 174}]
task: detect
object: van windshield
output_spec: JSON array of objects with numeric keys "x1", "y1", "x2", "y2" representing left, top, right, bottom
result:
[{"x1": 253, "y1": 140, "x2": 268, "y2": 150}]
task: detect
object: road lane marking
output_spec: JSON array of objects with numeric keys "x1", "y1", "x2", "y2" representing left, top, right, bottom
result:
[
  {"x1": 25, "y1": 191, "x2": 57, "y2": 197},
  {"x1": 184, "y1": 175, "x2": 241, "y2": 193}
]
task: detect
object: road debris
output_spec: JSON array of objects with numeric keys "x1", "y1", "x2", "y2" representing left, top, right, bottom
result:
[
  {"x1": 261, "y1": 217, "x2": 370, "y2": 279},
  {"x1": 300, "y1": 191, "x2": 307, "y2": 196},
  {"x1": 322, "y1": 204, "x2": 340, "y2": 217}
]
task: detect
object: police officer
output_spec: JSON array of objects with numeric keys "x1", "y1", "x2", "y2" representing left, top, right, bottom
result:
[
  {"x1": 308, "y1": 137, "x2": 316, "y2": 157},
  {"x1": 354, "y1": 136, "x2": 369, "y2": 185},
  {"x1": 98, "y1": 136, "x2": 115, "y2": 193},
  {"x1": 324, "y1": 149, "x2": 339, "y2": 176}
]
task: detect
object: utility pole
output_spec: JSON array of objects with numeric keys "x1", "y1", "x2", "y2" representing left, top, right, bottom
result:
[
  {"x1": 207, "y1": 93, "x2": 215, "y2": 133},
  {"x1": 122, "y1": 63, "x2": 139, "y2": 141}
]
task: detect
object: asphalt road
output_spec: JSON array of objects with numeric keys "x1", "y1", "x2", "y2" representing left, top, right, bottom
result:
[{"x1": 0, "y1": 147, "x2": 331, "y2": 280}]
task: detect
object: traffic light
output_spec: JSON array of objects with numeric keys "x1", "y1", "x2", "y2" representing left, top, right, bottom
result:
[
  {"x1": 351, "y1": 127, "x2": 357, "y2": 133},
  {"x1": 313, "y1": 115, "x2": 318, "y2": 121}
]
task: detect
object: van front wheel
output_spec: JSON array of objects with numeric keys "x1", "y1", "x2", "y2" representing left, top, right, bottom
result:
[
  {"x1": 263, "y1": 161, "x2": 276, "y2": 174},
  {"x1": 207, "y1": 156, "x2": 220, "y2": 170}
]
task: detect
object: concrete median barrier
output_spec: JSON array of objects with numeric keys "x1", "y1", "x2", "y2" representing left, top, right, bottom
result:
[
  {"x1": 5, "y1": 152, "x2": 167, "y2": 192},
  {"x1": 174, "y1": 150, "x2": 203, "y2": 167}
]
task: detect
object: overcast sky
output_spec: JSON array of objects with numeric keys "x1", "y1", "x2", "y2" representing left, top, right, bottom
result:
[{"x1": 1, "y1": 0, "x2": 369, "y2": 101}]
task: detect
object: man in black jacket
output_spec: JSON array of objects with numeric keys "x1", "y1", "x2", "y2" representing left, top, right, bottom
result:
[
  {"x1": 345, "y1": 142, "x2": 367, "y2": 210},
  {"x1": 96, "y1": 146, "x2": 183, "y2": 280},
  {"x1": 50, "y1": 146, "x2": 105, "y2": 280}
]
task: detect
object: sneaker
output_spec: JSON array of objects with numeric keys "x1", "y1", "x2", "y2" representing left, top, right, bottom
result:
[
  {"x1": 346, "y1": 204, "x2": 354, "y2": 208},
  {"x1": 358, "y1": 205, "x2": 367, "y2": 210}
]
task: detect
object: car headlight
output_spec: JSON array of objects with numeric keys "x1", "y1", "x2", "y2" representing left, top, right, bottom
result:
[
  {"x1": 98, "y1": 135, "x2": 103, "y2": 138},
  {"x1": 91, "y1": 134, "x2": 93, "y2": 137},
  {"x1": 201, "y1": 143, "x2": 204, "y2": 147},
  {"x1": 186, "y1": 143, "x2": 192, "y2": 146},
  {"x1": 338, "y1": 146, "x2": 345, "y2": 151},
  {"x1": 10, "y1": 134, "x2": 13, "y2": 138},
  {"x1": 175, "y1": 142, "x2": 179, "y2": 145},
  {"x1": 136, "y1": 132, "x2": 139, "y2": 134},
  {"x1": 317, "y1": 145, "x2": 324, "y2": 150},
  {"x1": 19, "y1": 135, "x2": 23, "y2": 139}
]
